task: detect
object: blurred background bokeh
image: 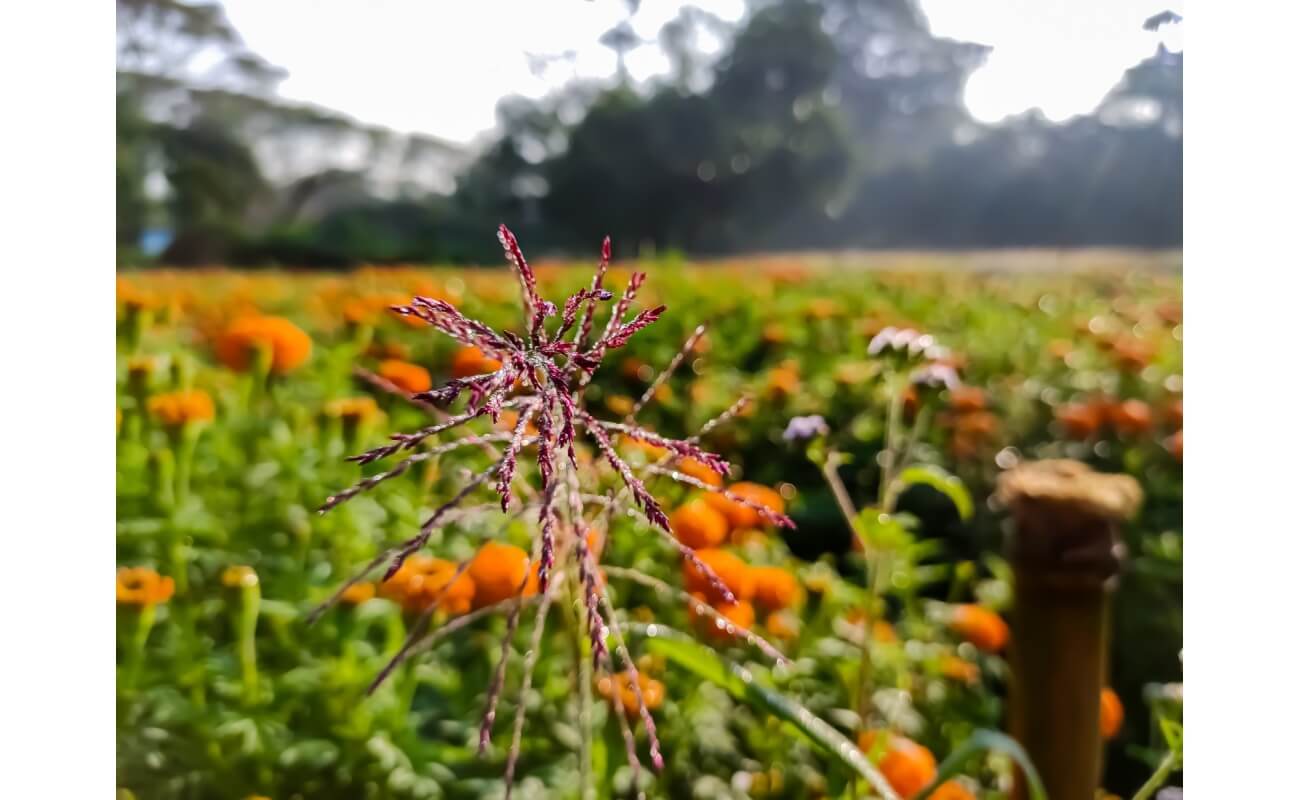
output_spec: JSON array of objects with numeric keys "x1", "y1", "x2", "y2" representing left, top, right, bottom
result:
[{"x1": 117, "y1": 0, "x2": 1181, "y2": 267}]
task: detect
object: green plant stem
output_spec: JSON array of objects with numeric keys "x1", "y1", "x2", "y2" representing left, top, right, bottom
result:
[
  {"x1": 878, "y1": 378, "x2": 908, "y2": 506},
  {"x1": 566, "y1": 577, "x2": 595, "y2": 800},
  {"x1": 123, "y1": 604, "x2": 157, "y2": 691},
  {"x1": 174, "y1": 425, "x2": 199, "y2": 508},
  {"x1": 820, "y1": 451, "x2": 886, "y2": 738},
  {"x1": 1130, "y1": 750, "x2": 1179, "y2": 800},
  {"x1": 236, "y1": 583, "x2": 261, "y2": 706}
]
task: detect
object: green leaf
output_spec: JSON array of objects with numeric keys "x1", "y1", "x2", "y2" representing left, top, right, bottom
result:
[
  {"x1": 894, "y1": 465, "x2": 975, "y2": 521},
  {"x1": 637, "y1": 627, "x2": 902, "y2": 800},
  {"x1": 913, "y1": 730, "x2": 1046, "y2": 800}
]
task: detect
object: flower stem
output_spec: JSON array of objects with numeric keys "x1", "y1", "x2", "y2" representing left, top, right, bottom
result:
[
  {"x1": 1130, "y1": 750, "x2": 1179, "y2": 800},
  {"x1": 236, "y1": 582, "x2": 261, "y2": 706}
]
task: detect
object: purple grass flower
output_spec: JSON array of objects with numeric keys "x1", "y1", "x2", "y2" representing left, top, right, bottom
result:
[
  {"x1": 314, "y1": 225, "x2": 794, "y2": 793},
  {"x1": 783, "y1": 414, "x2": 830, "y2": 443}
]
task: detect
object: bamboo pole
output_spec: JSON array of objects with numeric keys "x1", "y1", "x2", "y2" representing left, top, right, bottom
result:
[{"x1": 996, "y1": 460, "x2": 1142, "y2": 800}]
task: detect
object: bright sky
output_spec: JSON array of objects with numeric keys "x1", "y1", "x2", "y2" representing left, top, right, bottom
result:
[{"x1": 220, "y1": 0, "x2": 1184, "y2": 144}]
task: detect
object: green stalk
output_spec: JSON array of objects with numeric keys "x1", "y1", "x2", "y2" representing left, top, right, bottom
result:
[
  {"x1": 566, "y1": 578, "x2": 596, "y2": 800},
  {"x1": 123, "y1": 603, "x2": 157, "y2": 691},
  {"x1": 235, "y1": 579, "x2": 261, "y2": 706},
  {"x1": 174, "y1": 424, "x2": 199, "y2": 509},
  {"x1": 1130, "y1": 750, "x2": 1179, "y2": 800}
]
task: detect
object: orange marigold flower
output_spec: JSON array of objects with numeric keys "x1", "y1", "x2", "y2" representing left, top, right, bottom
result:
[
  {"x1": 872, "y1": 620, "x2": 898, "y2": 643},
  {"x1": 761, "y1": 323, "x2": 788, "y2": 345},
  {"x1": 147, "y1": 389, "x2": 215, "y2": 428},
  {"x1": 1047, "y1": 339, "x2": 1074, "y2": 360},
  {"x1": 116, "y1": 567, "x2": 175, "y2": 607},
  {"x1": 1112, "y1": 337, "x2": 1154, "y2": 373},
  {"x1": 1056, "y1": 401, "x2": 1104, "y2": 440},
  {"x1": 765, "y1": 362, "x2": 800, "y2": 399},
  {"x1": 340, "y1": 581, "x2": 376, "y2": 605},
  {"x1": 1166, "y1": 429, "x2": 1183, "y2": 462},
  {"x1": 215, "y1": 316, "x2": 312, "y2": 374},
  {"x1": 670, "y1": 499, "x2": 730, "y2": 549},
  {"x1": 1165, "y1": 397, "x2": 1183, "y2": 428},
  {"x1": 929, "y1": 780, "x2": 977, "y2": 800},
  {"x1": 806, "y1": 299, "x2": 839, "y2": 320},
  {"x1": 1100, "y1": 687, "x2": 1124, "y2": 740},
  {"x1": 954, "y1": 410, "x2": 999, "y2": 438},
  {"x1": 765, "y1": 610, "x2": 800, "y2": 641},
  {"x1": 751, "y1": 566, "x2": 801, "y2": 611},
  {"x1": 676, "y1": 457, "x2": 724, "y2": 487},
  {"x1": 382, "y1": 555, "x2": 477, "y2": 615},
  {"x1": 703, "y1": 482, "x2": 785, "y2": 531},
  {"x1": 467, "y1": 542, "x2": 535, "y2": 609},
  {"x1": 377, "y1": 359, "x2": 433, "y2": 395},
  {"x1": 844, "y1": 611, "x2": 899, "y2": 642},
  {"x1": 857, "y1": 731, "x2": 938, "y2": 799},
  {"x1": 949, "y1": 604, "x2": 1009, "y2": 653},
  {"x1": 939, "y1": 655, "x2": 980, "y2": 686},
  {"x1": 1109, "y1": 399, "x2": 1153, "y2": 437},
  {"x1": 948, "y1": 386, "x2": 987, "y2": 413},
  {"x1": 689, "y1": 593, "x2": 756, "y2": 641},
  {"x1": 683, "y1": 548, "x2": 755, "y2": 603},
  {"x1": 597, "y1": 670, "x2": 665, "y2": 719},
  {"x1": 450, "y1": 345, "x2": 502, "y2": 379},
  {"x1": 622, "y1": 436, "x2": 669, "y2": 461},
  {"x1": 342, "y1": 298, "x2": 378, "y2": 326},
  {"x1": 620, "y1": 357, "x2": 649, "y2": 381}
]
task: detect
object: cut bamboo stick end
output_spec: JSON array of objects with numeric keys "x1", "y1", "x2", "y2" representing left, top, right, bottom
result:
[{"x1": 996, "y1": 459, "x2": 1142, "y2": 800}]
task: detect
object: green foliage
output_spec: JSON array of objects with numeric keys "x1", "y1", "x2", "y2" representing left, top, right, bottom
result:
[{"x1": 117, "y1": 258, "x2": 1181, "y2": 797}]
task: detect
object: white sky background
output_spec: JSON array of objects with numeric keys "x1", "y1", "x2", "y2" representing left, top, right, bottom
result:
[{"x1": 219, "y1": 0, "x2": 1184, "y2": 145}]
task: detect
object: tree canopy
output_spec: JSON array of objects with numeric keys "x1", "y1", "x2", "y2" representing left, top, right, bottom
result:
[{"x1": 117, "y1": 0, "x2": 1183, "y2": 266}]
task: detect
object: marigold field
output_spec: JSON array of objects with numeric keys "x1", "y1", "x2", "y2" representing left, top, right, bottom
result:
[{"x1": 116, "y1": 250, "x2": 1183, "y2": 800}]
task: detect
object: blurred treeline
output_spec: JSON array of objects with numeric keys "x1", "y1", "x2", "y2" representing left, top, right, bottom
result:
[{"x1": 117, "y1": 0, "x2": 1182, "y2": 267}]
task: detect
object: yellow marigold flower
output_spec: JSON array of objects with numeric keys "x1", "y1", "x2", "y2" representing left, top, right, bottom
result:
[
  {"x1": 147, "y1": 390, "x2": 215, "y2": 429},
  {"x1": 366, "y1": 339, "x2": 410, "y2": 361},
  {"x1": 116, "y1": 567, "x2": 175, "y2": 607},
  {"x1": 377, "y1": 359, "x2": 432, "y2": 394},
  {"x1": 221, "y1": 565, "x2": 259, "y2": 588},
  {"x1": 324, "y1": 396, "x2": 381, "y2": 423},
  {"x1": 127, "y1": 355, "x2": 162, "y2": 383},
  {"x1": 605, "y1": 393, "x2": 635, "y2": 416},
  {"x1": 215, "y1": 315, "x2": 312, "y2": 374}
]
